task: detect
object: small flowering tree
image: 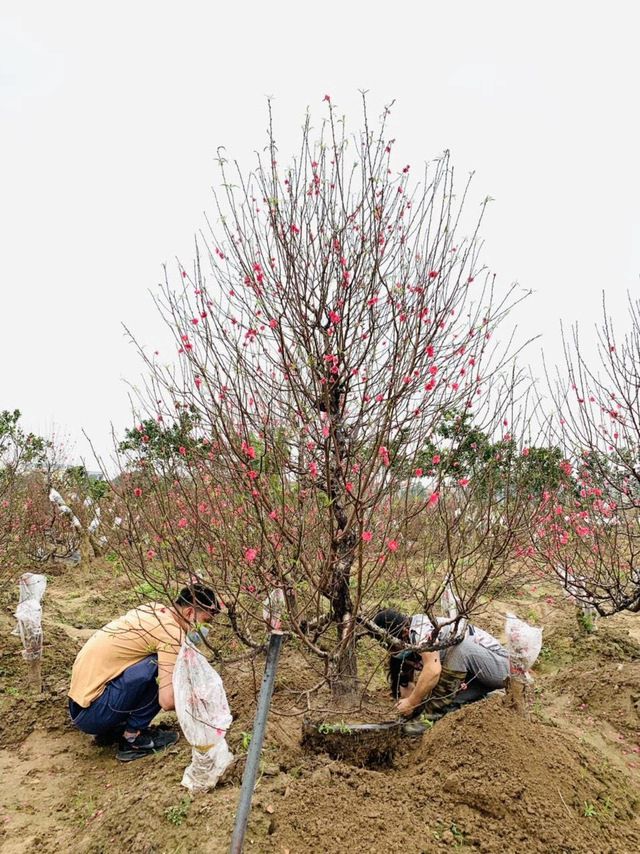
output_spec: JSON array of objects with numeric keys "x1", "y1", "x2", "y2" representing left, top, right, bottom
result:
[
  {"x1": 532, "y1": 296, "x2": 640, "y2": 616},
  {"x1": 123, "y1": 97, "x2": 532, "y2": 704},
  {"x1": 0, "y1": 411, "x2": 49, "y2": 571}
]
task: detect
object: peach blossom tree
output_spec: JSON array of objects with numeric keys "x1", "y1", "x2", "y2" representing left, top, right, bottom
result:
[
  {"x1": 121, "y1": 98, "x2": 532, "y2": 703},
  {"x1": 532, "y1": 296, "x2": 640, "y2": 618}
]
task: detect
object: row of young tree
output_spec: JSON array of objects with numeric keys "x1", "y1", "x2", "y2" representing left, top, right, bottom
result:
[
  {"x1": 3, "y1": 99, "x2": 638, "y2": 704},
  {"x1": 0, "y1": 412, "x2": 108, "y2": 567}
]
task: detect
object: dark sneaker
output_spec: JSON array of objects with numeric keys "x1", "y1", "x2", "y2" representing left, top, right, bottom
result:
[
  {"x1": 95, "y1": 723, "x2": 167, "y2": 748},
  {"x1": 401, "y1": 720, "x2": 429, "y2": 737},
  {"x1": 94, "y1": 726, "x2": 126, "y2": 747},
  {"x1": 116, "y1": 728, "x2": 179, "y2": 762}
]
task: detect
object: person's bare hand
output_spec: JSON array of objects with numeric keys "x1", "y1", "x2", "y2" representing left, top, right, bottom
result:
[{"x1": 396, "y1": 697, "x2": 416, "y2": 716}]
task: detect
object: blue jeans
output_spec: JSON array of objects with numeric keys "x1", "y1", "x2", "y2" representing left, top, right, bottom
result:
[{"x1": 69, "y1": 655, "x2": 161, "y2": 735}]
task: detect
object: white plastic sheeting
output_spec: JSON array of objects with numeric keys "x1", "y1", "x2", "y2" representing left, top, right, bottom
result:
[
  {"x1": 49, "y1": 487, "x2": 101, "y2": 533},
  {"x1": 88, "y1": 506, "x2": 101, "y2": 534},
  {"x1": 12, "y1": 573, "x2": 47, "y2": 636},
  {"x1": 262, "y1": 587, "x2": 285, "y2": 633},
  {"x1": 505, "y1": 614, "x2": 543, "y2": 672},
  {"x1": 48, "y1": 488, "x2": 64, "y2": 506},
  {"x1": 181, "y1": 741, "x2": 235, "y2": 794},
  {"x1": 440, "y1": 584, "x2": 458, "y2": 620},
  {"x1": 15, "y1": 598, "x2": 43, "y2": 661},
  {"x1": 173, "y1": 640, "x2": 233, "y2": 792}
]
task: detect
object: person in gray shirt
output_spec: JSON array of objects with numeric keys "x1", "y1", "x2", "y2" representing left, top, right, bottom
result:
[{"x1": 372, "y1": 609, "x2": 509, "y2": 719}]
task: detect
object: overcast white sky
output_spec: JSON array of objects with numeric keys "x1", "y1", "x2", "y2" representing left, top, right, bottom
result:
[{"x1": 1, "y1": 1, "x2": 639, "y2": 466}]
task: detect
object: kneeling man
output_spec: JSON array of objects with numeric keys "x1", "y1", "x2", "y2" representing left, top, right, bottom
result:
[{"x1": 68, "y1": 584, "x2": 220, "y2": 761}]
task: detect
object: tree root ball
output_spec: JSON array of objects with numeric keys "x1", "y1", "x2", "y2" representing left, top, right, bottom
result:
[{"x1": 302, "y1": 718, "x2": 404, "y2": 767}]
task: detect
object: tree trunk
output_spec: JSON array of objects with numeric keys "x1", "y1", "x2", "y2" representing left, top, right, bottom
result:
[
  {"x1": 576, "y1": 604, "x2": 597, "y2": 634},
  {"x1": 89, "y1": 533, "x2": 104, "y2": 558},
  {"x1": 79, "y1": 533, "x2": 93, "y2": 564},
  {"x1": 327, "y1": 531, "x2": 358, "y2": 705},
  {"x1": 27, "y1": 658, "x2": 42, "y2": 694},
  {"x1": 503, "y1": 663, "x2": 534, "y2": 719},
  {"x1": 325, "y1": 382, "x2": 359, "y2": 705},
  {"x1": 330, "y1": 631, "x2": 358, "y2": 706}
]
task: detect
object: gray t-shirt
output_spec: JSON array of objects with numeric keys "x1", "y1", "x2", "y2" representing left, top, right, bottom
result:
[
  {"x1": 409, "y1": 614, "x2": 452, "y2": 663},
  {"x1": 409, "y1": 614, "x2": 504, "y2": 662}
]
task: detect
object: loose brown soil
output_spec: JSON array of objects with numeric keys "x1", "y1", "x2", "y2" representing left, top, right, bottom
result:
[
  {"x1": 1, "y1": 561, "x2": 639, "y2": 853},
  {"x1": 272, "y1": 701, "x2": 639, "y2": 854}
]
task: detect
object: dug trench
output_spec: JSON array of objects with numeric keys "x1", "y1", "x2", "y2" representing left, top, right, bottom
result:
[{"x1": 1, "y1": 562, "x2": 639, "y2": 853}]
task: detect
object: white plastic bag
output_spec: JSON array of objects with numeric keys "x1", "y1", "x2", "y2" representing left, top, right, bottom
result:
[
  {"x1": 173, "y1": 640, "x2": 233, "y2": 792},
  {"x1": 49, "y1": 488, "x2": 64, "y2": 506},
  {"x1": 182, "y1": 742, "x2": 235, "y2": 794},
  {"x1": 19, "y1": 572, "x2": 47, "y2": 603},
  {"x1": 505, "y1": 614, "x2": 543, "y2": 671},
  {"x1": 15, "y1": 599, "x2": 43, "y2": 661},
  {"x1": 12, "y1": 573, "x2": 47, "y2": 637}
]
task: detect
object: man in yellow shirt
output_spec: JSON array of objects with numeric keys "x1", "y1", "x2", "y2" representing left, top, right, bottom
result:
[{"x1": 68, "y1": 584, "x2": 220, "y2": 761}]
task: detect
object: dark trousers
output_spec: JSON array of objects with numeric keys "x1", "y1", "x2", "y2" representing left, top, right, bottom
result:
[
  {"x1": 69, "y1": 655, "x2": 160, "y2": 735},
  {"x1": 389, "y1": 648, "x2": 504, "y2": 710}
]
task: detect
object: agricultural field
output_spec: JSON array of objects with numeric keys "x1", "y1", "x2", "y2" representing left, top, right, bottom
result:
[
  {"x1": 3, "y1": 93, "x2": 640, "y2": 854},
  {"x1": 1, "y1": 556, "x2": 639, "y2": 854}
]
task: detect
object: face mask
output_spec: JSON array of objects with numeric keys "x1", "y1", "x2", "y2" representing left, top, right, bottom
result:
[{"x1": 187, "y1": 626, "x2": 210, "y2": 645}]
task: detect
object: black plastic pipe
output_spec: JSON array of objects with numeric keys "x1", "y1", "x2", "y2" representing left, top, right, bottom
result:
[{"x1": 229, "y1": 632, "x2": 283, "y2": 854}]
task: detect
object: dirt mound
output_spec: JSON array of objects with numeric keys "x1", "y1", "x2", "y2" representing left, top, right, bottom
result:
[
  {"x1": 572, "y1": 627, "x2": 640, "y2": 663},
  {"x1": 548, "y1": 657, "x2": 640, "y2": 733},
  {"x1": 0, "y1": 617, "x2": 81, "y2": 748},
  {"x1": 541, "y1": 619, "x2": 640, "y2": 669},
  {"x1": 406, "y1": 701, "x2": 638, "y2": 851},
  {"x1": 267, "y1": 700, "x2": 640, "y2": 854}
]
